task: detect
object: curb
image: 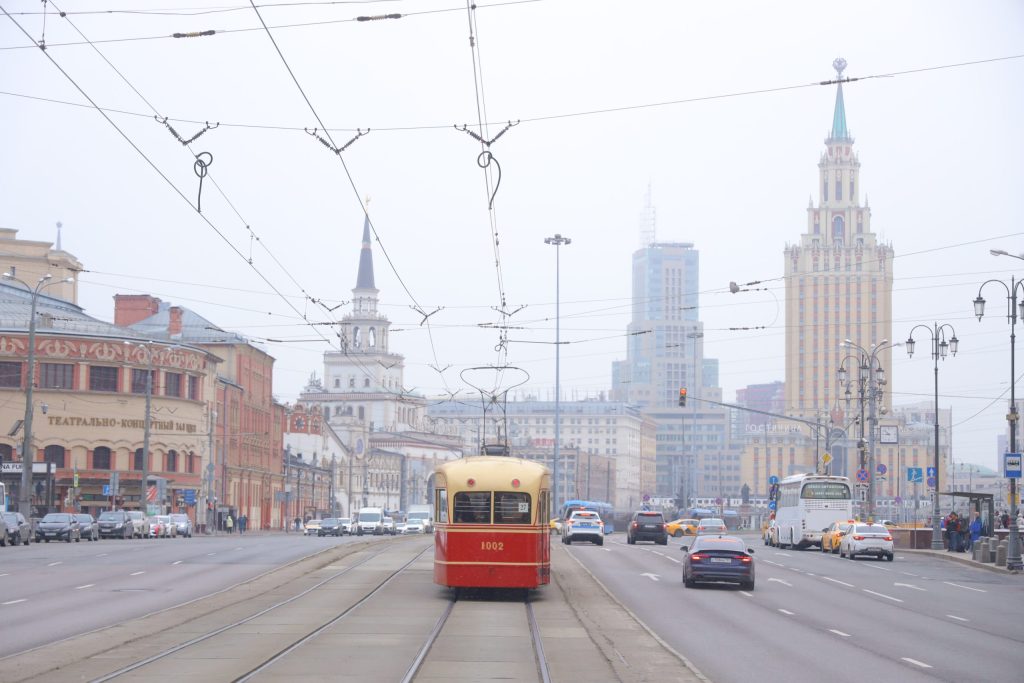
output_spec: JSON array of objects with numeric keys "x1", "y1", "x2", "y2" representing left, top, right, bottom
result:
[{"x1": 900, "y1": 548, "x2": 1020, "y2": 575}]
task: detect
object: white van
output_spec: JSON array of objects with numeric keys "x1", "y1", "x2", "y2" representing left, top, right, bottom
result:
[{"x1": 355, "y1": 507, "x2": 385, "y2": 535}]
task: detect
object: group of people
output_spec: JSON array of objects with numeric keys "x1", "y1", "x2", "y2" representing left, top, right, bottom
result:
[
  {"x1": 998, "y1": 510, "x2": 1024, "y2": 530},
  {"x1": 942, "y1": 511, "x2": 982, "y2": 552},
  {"x1": 224, "y1": 513, "x2": 249, "y2": 534}
]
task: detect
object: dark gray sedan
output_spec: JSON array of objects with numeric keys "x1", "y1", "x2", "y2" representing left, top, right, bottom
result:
[
  {"x1": 75, "y1": 514, "x2": 100, "y2": 541},
  {"x1": 2, "y1": 511, "x2": 31, "y2": 546},
  {"x1": 35, "y1": 513, "x2": 81, "y2": 543}
]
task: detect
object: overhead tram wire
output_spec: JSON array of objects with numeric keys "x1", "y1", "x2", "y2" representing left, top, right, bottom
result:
[
  {"x1": 44, "y1": 1, "x2": 332, "y2": 324},
  {"x1": 8, "y1": 0, "x2": 413, "y2": 18},
  {"x1": 0, "y1": 8, "x2": 346, "y2": 375},
  {"x1": 246, "y1": 0, "x2": 455, "y2": 396}
]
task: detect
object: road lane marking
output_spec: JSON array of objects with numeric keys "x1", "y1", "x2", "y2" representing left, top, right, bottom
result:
[
  {"x1": 763, "y1": 560, "x2": 784, "y2": 567},
  {"x1": 740, "y1": 591, "x2": 753, "y2": 597},
  {"x1": 130, "y1": 571, "x2": 145, "y2": 576},
  {"x1": 902, "y1": 658, "x2": 932, "y2": 669},
  {"x1": 863, "y1": 589, "x2": 903, "y2": 602},
  {"x1": 864, "y1": 564, "x2": 890, "y2": 571},
  {"x1": 172, "y1": 560, "x2": 183, "y2": 565},
  {"x1": 96, "y1": 553, "x2": 108, "y2": 557},
  {"x1": 768, "y1": 577, "x2": 793, "y2": 587},
  {"x1": 774, "y1": 552, "x2": 790, "y2": 557},
  {"x1": 667, "y1": 557, "x2": 680, "y2": 563},
  {"x1": 2, "y1": 599, "x2": 27, "y2": 605},
  {"x1": 47, "y1": 561, "x2": 61, "y2": 567},
  {"x1": 944, "y1": 581, "x2": 986, "y2": 593},
  {"x1": 235, "y1": 547, "x2": 243, "y2": 551},
  {"x1": 901, "y1": 571, "x2": 919, "y2": 577},
  {"x1": 75, "y1": 584, "x2": 94, "y2": 590},
  {"x1": 653, "y1": 551, "x2": 665, "y2": 557},
  {"x1": 206, "y1": 553, "x2": 217, "y2": 556},
  {"x1": 947, "y1": 614, "x2": 969, "y2": 622},
  {"x1": 778, "y1": 609, "x2": 795, "y2": 615},
  {"x1": 805, "y1": 572, "x2": 816, "y2": 577},
  {"x1": 602, "y1": 548, "x2": 611, "y2": 552},
  {"x1": 829, "y1": 629, "x2": 851, "y2": 637},
  {"x1": 894, "y1": 582, "x2": 926, "y2": 591},
  {"x1": 641, "y1": 572, "x2": 660, "y2": 581},
  {"x1": 823, "y1": 576, "x2": 855, "y2": 588}
]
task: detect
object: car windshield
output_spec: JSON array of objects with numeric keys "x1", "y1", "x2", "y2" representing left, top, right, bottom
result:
[
  {"x1": 75, "y1": 515, "x2": 92, "y2": 522},
  {"x1": 637, "y1": 513, "x2": 663, "y2": 521},
  {"x1": 2, "y1": 513, "x2": 15, "y2": 523},
  {"x1": 323, "y1": 518, "x2": 338, "y2": 524},
  {"x1": 170, "y1": 515, "x2": 187, "y2": 521},
  {"x1": 339, "y1": 518, "x2": 351, "y2": 523},
  {"x1": 855, "y1": 524, "x2": 887, "y2": 533},
  {"x1": 360, "y1": 513, "x2": 381, "y2": 522},
  {"x1": 699, "y1": 519, "x2": 725, "y2": 526},
  {"x1": 43, "y1": 513, "x2": 72, "y2": 523},
  {"x1": 692, "y1": 537, "x2": 746, "y2": 552}
]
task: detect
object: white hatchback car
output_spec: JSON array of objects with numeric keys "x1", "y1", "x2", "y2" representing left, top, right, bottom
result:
[
  {"x1": 839, "y1": 523, "x2": 894, "y2": 561},
  {"x1": 562, "y1": 510, "x2": 604, "y2": 545},
  {"x1": 697, "y1": 518, "x2": 728, "y2": 535}
]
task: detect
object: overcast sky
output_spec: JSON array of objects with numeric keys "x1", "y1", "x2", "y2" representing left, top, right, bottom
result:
[{"x1": 2, "y1": 1, "x2": 1023, "y2": 471}]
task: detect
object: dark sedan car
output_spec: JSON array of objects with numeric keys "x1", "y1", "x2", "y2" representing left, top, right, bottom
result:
[
  {"x1": 2, "y1": 511, "x2": 31, "y2": 546},
  {"x1": 97, "y1": 510, "x2": 133, "y2": 539},
  {"x1": 681, "y1": 534, "x2": 755, "y2": 590},
  {"x1": 35, "y1": 513, "x2": 81, "y2": 543},
  {"x1": 75, "y1": 514, "x2": 100, "y2": 541},
  {"x1": 318, "y1": 518, "x2": 343, "y2": 536},
  {"x1": 627, "y1": 511, "x2": 668, "y2": 545}
]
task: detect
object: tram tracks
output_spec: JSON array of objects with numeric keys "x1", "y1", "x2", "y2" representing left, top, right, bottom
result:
[{"x1": 401, "y1": 589, "x2": 552, "y2": 683}]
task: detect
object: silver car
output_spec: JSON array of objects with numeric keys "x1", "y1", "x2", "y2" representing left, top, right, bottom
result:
[
  {"x1": 169, "y1": 513, "x2": 193, "y2": 538},
  {"x1": 127, "y1": 511, "x2": 150, "y2": 539}
]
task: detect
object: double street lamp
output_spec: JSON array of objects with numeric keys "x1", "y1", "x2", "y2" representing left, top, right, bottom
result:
[
  {"x1": 837, "y1": 339, "x2": 894, "y2": 518},
  {"x1": 544, "y1": 233, "x2": 571, "y2": 518},
  {"x1": 905, "y1": 323, "x2": 959, "y2": 550},
  {"x1": 126, "y1": 341, "x2": 155, "y2": 515},
  {"x1": 4, "y1": 272, "x2": 72, "y2": 517},
  {"x1": 973, "y1": 263, "x2": 1024, "y2": 571}
]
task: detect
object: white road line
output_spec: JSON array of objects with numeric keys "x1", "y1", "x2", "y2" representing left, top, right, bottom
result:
[
  {"x1": 667, "y1": 557, "x2": 681, "y2": 564},
  {"x1": 901, "y1": 571, "x2": 919, "y2": 577},
  {"x1": 774, "y1": 552, "x2": 790, "y2": 557},
  {"x1": 778, "y1": 608, "x2": 795, "y2": 616},
  {"x1": 47, "y1": 561, "x2": 61, "y2": 567},
  {"x1": 75, "y1": 584, "x2": 94, "y2": 590},
  {"x1": 130, "y1": 571, "x2": 145, "y2": 576},
  {"x1": 602, "y1": 548, "x2": 611, "y2": 552},
  {"x1": 864, "y1": 564, "x2": 890, "y2": 571},
  {"x1": 805, "y1": 572, "x2": 816, "y2": 577},
  {"x1": 863, "y1": 589, "x2": 903, "y2": 603},
  {"x1": 944, "y1": 581, "x2": 986, "y2": 593},
  {"x1": 0, "y1": 573, "x2": 8, "y2": 577},
  {"x1": 894, "y1": 582, "x2": 926, "y2": 591},
  {"x1": 740, "y1": 591, "x2": 753, "y2": 597},
  {"x1": 829, "y1": 629, "x2": 851, "y2": 637},
  {"x1": 172, "y1": 560, "x2": 183, "y2": 565},
  {"x1": 206, "y1": 552, "x2": 217, "y2": 556},
  {"x1": 96, "y1": 553, "x2": 108, "y2": 557},
  {"x1": 902, "y1": 657, "x2": 932, "y2": 669},
  {"x1": 768, "y1": 577, "x2": 793, "y2": 587},
  {"x1": 823, "y1": 576, "x2": 855, "y2": 588},
  {"x1": 947, "y1": 614, "x2": 969, "y2": 622},
  {"x1": 2, "y1": 599, "x2": 27, "y2": 605},
  {"x1": 235, "y1": 547, "x2": 243, "y2": 551},
  {"x1": 763, "y1": 560, "x2": 784, "y2": 567},
  {"x1": 653, "y1": 551, "x2": 665, "y2": 557}
]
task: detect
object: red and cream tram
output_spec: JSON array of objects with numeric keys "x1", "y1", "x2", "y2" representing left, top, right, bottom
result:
[{"x1": 433, "y1": 454, "x2": 551, "y2": 589}]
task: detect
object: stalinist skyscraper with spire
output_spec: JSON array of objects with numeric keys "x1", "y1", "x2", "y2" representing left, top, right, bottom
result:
[{"x1": 748, "y1": 59, "x2": 895, "y2": 487}]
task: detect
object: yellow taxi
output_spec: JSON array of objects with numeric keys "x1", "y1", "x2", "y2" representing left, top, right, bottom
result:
[
  {"x1": 821, "y1": 520, "x2": 855, "y2": 553},
  {"x1": 665, "y1": 518, "x2": 699, "y2": 538},
  {"x1": 549, "y1": 517, "x2": 563, "y2": 535}
]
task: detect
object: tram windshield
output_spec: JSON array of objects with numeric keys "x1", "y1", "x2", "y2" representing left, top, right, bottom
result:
[
  {"x1": 453, "y1": 491, "x2": 533, "y2": 524},
  {"x1": 454, "y1": 492, "x2": 491, "y2": 523}
]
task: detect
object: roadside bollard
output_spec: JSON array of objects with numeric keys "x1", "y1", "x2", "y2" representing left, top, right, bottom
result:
[
  {"x1": 996, "y1": 541, "x2": 1007, "y2": 567},
  {"x1": 973, "y1": 539, "x2": 984, "y2": 562}
]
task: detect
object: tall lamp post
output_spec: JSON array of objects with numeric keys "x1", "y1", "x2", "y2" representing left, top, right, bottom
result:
[
  {"x1": 973, "y1": 265, "x2": 1024, "y2": 571},
  {"x1": 4, "y1": 272, "x2": 71, "y2": 517},
  {"x1": 126, "y1": 341, "x2": 155, "y2": 515},
  {"x1": 905, "y1": 323, "x2": 959, "y2": 550},
  {"x1": 545, "y1": 233, "x2": 571, "y2": 518},
  {"x1": 837, "y1": 339, "x2": 895, "y2": 518},
  {"x1": 686, "y1": 331, "x2": 704, "y2": 511}
]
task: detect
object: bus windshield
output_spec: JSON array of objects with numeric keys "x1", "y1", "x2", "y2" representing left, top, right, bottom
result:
[{"x1": 801, "y1": 482, "x2": 851, "y2": 499}]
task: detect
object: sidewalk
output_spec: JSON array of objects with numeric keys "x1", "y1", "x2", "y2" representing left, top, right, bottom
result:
[{"x1": 901, "y1": 545, "x2": 1021, "y2": 575}]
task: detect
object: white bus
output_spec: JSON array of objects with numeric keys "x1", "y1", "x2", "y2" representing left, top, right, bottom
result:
[{"x1": 772, "y1": 473, "x2": 852, "y2": 549}]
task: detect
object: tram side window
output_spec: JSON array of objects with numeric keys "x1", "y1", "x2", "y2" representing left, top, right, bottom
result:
[
  {"x1": 436, "y1": 488, "x2": 448, "y2": 524},
  {"x1": 494, "y1": 491, "x2": 531, "y2": 524},
  {"x1": 454, "y1": 491, "x2": 492, "y2": 523},
  {"x1": 538, "y1": 491, "x2": 549, "y2": 525}
]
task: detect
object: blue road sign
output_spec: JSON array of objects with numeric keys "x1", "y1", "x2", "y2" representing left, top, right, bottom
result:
[
  {"x1": 767, "y1": 500, "x2": 777, "y2": 510},
  {"x1": 1005, "y1": 453, "x2": 1022, "y2": 479},
  {"x1": 926, "y1": 466, "x2": 937, "y2": 478},
  {"x1": 184, "y1": 489, "x2": 197, "y2": 505},
  {"x1": 907, "y1": 467, "x2": 923, "y2": 483},
  {"x1": 102, "y1": 484, "x2": 110, "y2": 496},
  {"x1": 877, "y1": 464, "x2": 887, "y2": 475},
  {"x1": 927, "y1": 476, "x2": 937, "y2": 488},
  {"x1": 768, "y1": 475, "x2": 779, "y2": 485}
]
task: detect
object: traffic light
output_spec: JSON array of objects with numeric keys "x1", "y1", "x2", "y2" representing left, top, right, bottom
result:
[{"x1": 678, "y1": 387, "x2": 687, "y2": 407}]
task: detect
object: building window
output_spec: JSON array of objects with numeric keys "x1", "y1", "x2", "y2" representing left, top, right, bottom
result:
[
  {"x1": 0, "y1": 443, "x2": 11, "y2": 462},
  {"x1": 0, "y1": 361, "x2": 21, "y2": 388},
  {"x1": 835, "y1": 177, "x2": 842, "y2": 201},
  {"x1": 166, "y1": 449, "x2": 177, "y2": 473},
  {"x1": 832, "y1": 215, "x2": 844, "y2": 245},
  {"x1": 131, "y1": 369, "x2": 153, "y2": 394},
  {"x1": 165, "y1": 372, "x2": 182, "y2": 397},
  {"x1": 133, "y1": 448, "x2": 144, "y2": 471},
  {"x1": 364, "y1": 378, "x2": 370, "y2": 388},
  {"x1": 187, "y1": 451, "x2": 196, "y2": 474},
  {"x1": 39, "y1": 363, "x2": 73, "y2": 389},
  {"x1": 334, "y1": 378, "x2": 340, "y2": 388},
  {"x1": 823, "y1": 176, "x2": 829, "y2": 202},
  {"x1": 44, "y1": 444, "x2": 65, "y2": 468},
  {"x1": 188, "y1": 375, "x2": 199, "y2": 400},
  {"x1": 93, "y1": 446, "x2": 112, "y2": 470},
  {"x1": 89, "y1": 366, "x2": 119, "y2": 392}
]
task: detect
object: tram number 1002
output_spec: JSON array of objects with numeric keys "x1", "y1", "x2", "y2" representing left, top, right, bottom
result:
[{"x1": 481, "y1": 541, "x2": 505, "y2": 551}]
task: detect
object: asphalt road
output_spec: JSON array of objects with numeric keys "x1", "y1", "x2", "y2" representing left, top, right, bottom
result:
[
  {"x1": 564, "y1": 532, "x2": 1024, "y2": 683},
  {"x1": 0, "y1": 531, "x2": 393, "y2": 657}
]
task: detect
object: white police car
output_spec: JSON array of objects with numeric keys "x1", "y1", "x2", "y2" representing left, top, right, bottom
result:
[{"x1": 562, "y1": 510, "x2": 604, "y2": 545}]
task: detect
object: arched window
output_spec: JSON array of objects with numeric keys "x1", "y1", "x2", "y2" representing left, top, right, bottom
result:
[
  {"x1": 353, "y1": 326, "x2": 361, "y2": 348},
  {"x1": 368, "y1": 327, "x2": 376, "y2": 347},
  {"x1": 832, "y1": 215, "x2": 844, "y2": 245},
  {"x1": 364, "y1": 378, "x2": 370, "y2": 388},
  {"x1": 823, "y1": 174, "x2": 829, "y2": 202},
  {"x1": 358, "y1": 406, "x2": 365, "y2": 420},
  {"x1": 166, "y1": 449, "x2": 177, "y2": 473},
  {"x1": 93, "y1": 446, "x2": 112, "y2": 470},
  {"x1": 133, "y1": 448, "x2": 144, "y2": 471},
  {"x1": 835, "y1": 174, "x2": 842, "y2": 201},
  {"x1": 44, "y1": 445, "x2": 65, "y2": 468},
  {"x1": 0, "y1": 443, "x2": 11, "y2": 462},
  {"x1": 334, "y1": 378, "x2": 340, "y2": 388}
]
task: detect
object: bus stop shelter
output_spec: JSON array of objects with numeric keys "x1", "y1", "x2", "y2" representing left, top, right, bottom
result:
[{"x1": 940, "y1": 491, "x2": 995, "y2": 536}]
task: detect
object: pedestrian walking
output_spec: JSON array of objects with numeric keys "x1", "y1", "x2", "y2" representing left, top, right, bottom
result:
[
  {"x1": 946, "y1": 512, "x2": 961, "y2": 552},
  {"x1": 239, "y1": 514, "x2": 248, "y2": 534},
  {"x1": 226, "y1": 514, "x2": 234, "y2": 533},
  {"x1": 968, "y1": 513, "x2": 982, "y2": 552}
]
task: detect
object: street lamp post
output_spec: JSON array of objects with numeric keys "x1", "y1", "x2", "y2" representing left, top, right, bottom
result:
[
  {"x1": 837, "y1": 339, "x2": 894, "y2": 518},
  {"x1": 905, "y1": 323, "x2": 959, "y2": 550},
  {"x1": 545, "y1": 233, "x2": 571, "y2": 519},
  {"x1": 686, "y1": 331, "x2": 704, "y2": 511},
  {"x1": 4, "y1": 272, "x2": 71, "y2": 517},
  {"x1": 973, "y1": 270, "x2": 1024, "y2": 571}
]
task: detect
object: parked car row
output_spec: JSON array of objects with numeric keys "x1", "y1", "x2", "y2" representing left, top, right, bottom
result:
[
  {"x1": 2, "y1": 510, "x2": 198, "y2": 544},
  {"x1": 305, "y1": 514, "x2": 428, "y2": 537}
]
